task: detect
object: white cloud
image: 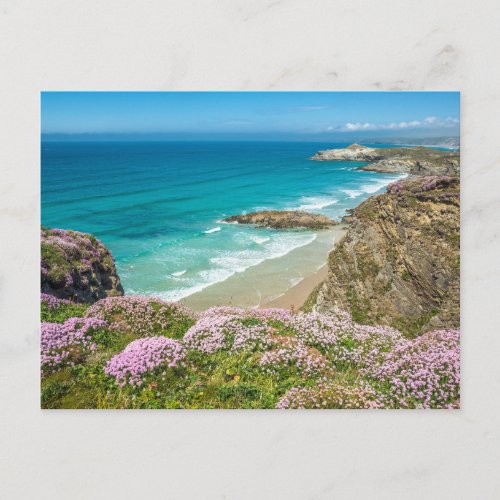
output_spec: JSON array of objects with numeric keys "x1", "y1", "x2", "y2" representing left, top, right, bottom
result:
[
  {"x1": 345, "y1": 122, "x2": 376, "y2": 131},
  {"x1": 338, "y1": 116, "x2": 459, "y2": 132}
]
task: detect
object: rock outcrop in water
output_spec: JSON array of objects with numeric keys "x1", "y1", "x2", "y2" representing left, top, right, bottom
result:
[
  {"x1": 224, "y1": 210, "x2": 337, "y2": 229},
  {"x1": 309, "y1": 176, "x2": 460, "y2": 336},
  {"x1": 41, "y1": 227, "x2": 124, "y2": 303},
  {"x1": 311, "y1": 144, "x2": 460, "y2": 176}
]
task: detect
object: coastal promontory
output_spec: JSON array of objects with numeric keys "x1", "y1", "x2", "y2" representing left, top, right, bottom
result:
[
  {"x1": 308, "y1": 175, "x2": 460, "y2": 336},
  {"x1": 224, "y1": 210, "x2": 337, "y2": 229},
  {"x1": 41, "y1": 227, "x2": 124, "y2": 303},
  {"x1": 311, "y1": 143, "x2": 460, "y2": 176}
]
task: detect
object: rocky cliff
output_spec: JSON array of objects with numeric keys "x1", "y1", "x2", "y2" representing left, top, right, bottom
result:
[
  {"x1": 311, "y1": 144, "x2": 460, "y2": 176},
  {"x1": 41, "y1": 227, "x2": 124, "y2": 303},
  {"x1": 310, "y1": 176, "x2": 460, "y2": 336}
]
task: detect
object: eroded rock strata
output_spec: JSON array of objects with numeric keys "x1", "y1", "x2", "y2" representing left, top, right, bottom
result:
[
  {"x1": 309, "y1": 176, "x2": 460, "y2": 336},
  {"x1": 224, "y1": 210, "x2": 337, "y2": 229},
  {"x1": 41, "y1": 227, "x2": 124, "y2": 303}
]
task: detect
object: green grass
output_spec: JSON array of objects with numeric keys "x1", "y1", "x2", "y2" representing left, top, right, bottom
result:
[
  {"x1": 40, "y1": 309, "x2": 369, "y2": 409},
  {"x1": 41, "y1": 301, "x2": 88, "y2": 323},
  {"x1": 391, "y1": 307, "x2": 440, "y2": 339}
]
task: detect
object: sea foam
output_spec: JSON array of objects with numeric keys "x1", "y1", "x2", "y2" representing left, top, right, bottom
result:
[
  {"x1": 296, "y1": 196, "x2": 338, "y2": 211},
  {"x1": 204, "y1": 227, "x2": 221, "y2": 234}
]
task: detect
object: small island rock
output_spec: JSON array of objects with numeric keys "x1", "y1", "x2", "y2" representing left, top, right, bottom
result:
[{"x1": 224, "y1": 210, "x2": 337, "y2": 229}]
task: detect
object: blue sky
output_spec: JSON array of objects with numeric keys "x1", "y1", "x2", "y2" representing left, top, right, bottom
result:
[{"x1": 41, "y1": 92, "x2": 459, "y2": 141}]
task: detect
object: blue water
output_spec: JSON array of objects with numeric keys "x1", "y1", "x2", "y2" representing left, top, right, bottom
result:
[{"x1": 41, "y1": 141, "x2": 405, "y2": 300}]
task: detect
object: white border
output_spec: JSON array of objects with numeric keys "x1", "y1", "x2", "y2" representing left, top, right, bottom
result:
[{"x1": 1, "y1": 1, "x2": 499, "y2": 498}]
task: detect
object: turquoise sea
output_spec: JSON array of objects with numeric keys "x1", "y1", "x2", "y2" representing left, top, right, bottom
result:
[{"x1": 41, "y1": 141, "x2": 406, "y2": 304}]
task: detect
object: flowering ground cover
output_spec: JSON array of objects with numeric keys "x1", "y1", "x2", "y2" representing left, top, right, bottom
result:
[
  {"x1": 41, "y1": 227, "x2": 124, "y2": 302},
  {"x1": 41, "y1": 293, "x2": 88, "y2": 323},
  {"x1": 40, "y1": 294, "x2": 460, "y2": 409}
]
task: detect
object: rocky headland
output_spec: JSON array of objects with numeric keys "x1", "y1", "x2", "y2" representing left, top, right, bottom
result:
[
  {"x1": 308, "y1": 175, "x2": 460, "y2": 336},
  {"x1": 311, "y1": 143, "x2": 460, "y2": 176},
  {"x1": 41, "y1": 227, "x2": 124, "y2": 303},
  {"x1": 224, "y1": 210, "x2": 337, "y2": 229}
]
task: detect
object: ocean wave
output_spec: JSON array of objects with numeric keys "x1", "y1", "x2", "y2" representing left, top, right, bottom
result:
[
  {"x1": 171, "y1": 270, "x2": 187, "y2": 277},
  {"x1": 250, "y1": 235, "x2": 270, "y2": 245},
  {"x1": 342, "y1": 175, "x2": 407, "y2": 200},
  {"x1": 341, "y1": 189, "x2": 363, "y2": 199},
  {"x1": 204, "y1": 226, "x2": 221, "y2": 234},
  {"x1": 156, "y1": 233, "x2": 318, "y2": 301},
  {"x1": 289, "y1": 276, "x2": 304, "y2": 287},
  {"x1": 296, "y1": 196, "x2": 338, "y2": 211}
]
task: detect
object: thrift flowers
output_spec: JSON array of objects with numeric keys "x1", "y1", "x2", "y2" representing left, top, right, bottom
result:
[
  {"x1": 41, "y1": 293, "x2": 460, "y2": 409},
  {"x1": 105, "y1": 337, "x2": 186, "y2": 387},
  {"x1": 85, "y1": 295, "x2": 197, "y2": 337},
  {"x1": 41, "y1": 317, "x2": 106, "y2": 373}
]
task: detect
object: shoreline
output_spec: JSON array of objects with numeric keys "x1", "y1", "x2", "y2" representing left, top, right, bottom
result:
[
  {"x1": 259, "y1": 263, "x2": 328, "y2": 311},
  {"x1": 182, "y1": 225, "x2": 346, "y2": 311}
]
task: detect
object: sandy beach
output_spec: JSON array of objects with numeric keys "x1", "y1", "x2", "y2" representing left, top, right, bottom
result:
[
  {"x1": 183, "y1": 225, "x2": 346, "y2": 311},
  {"x1": 260, "y1": 263, "x2": 328, "y2": 311}
]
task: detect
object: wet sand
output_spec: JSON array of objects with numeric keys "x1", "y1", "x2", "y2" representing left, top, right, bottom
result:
[
  {"x1": 260, "y1": 263, "x2": 328, "y2": 311},
  {"x1": 182, "y1": 225, "x2": 346, "y2": 311}
]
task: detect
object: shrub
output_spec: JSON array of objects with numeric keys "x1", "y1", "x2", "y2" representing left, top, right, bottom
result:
[
  {"x1": 105, "y1": 337, "x2": 186, "y2": 387},
  {"x1": 41, "y1": 317, "x2": 107, "y2": 374},
  {"x1": 276, "y1": 380, "x2": 386, "y2": 409},
  {"x1": 362, "y1": 329, "x2": 460, "y2": 408},
  {"x1": 259, "y1": 337, "x2": 330, "y2": 377},
  {"x1": 85, "y1": 296, "x2": 196, "y2": 338},
  {"x1": 183, "y1": 307, "x2": 289, "y2": 354}
]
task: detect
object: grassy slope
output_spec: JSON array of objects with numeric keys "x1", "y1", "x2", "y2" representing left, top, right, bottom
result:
[{"x1": 40, "y1": 298, "x2": 459, "y2": 410}]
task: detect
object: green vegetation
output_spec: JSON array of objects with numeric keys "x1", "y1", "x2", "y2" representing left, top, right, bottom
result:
[
  {"x1": 391, "y1": 307, "x2": 440, "y2": 339},
  {"x1": 41, "y1": 300, "x2": 88, "y2": 323}
]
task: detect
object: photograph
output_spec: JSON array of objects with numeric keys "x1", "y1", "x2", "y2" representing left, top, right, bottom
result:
[{"x1": 40, "y1": 91, "x2": 460, "y2": 409}]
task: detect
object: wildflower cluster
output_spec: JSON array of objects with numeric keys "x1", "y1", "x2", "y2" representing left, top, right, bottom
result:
[
  {"x1": 387, "y1": 179, "x2": 405, "y2": 194},
  {"x1": 105, "y1": 337, "x2": 186, "y2": 387},
  {"x1": 41, "y1": 227, "x2": 107, "y2": 264},
  {"x1": 332, "y1": 324, "x2": 406, "y2": 368},
  {"x1": 363, "y1": 329, "x2": 460, "y2": 408},
  {"x1": 410, "y1": 176, "x2": 455, "y2": 193},
  {"x1": 40, "y1": 289, "x2": 460, "y2": 408},
  {"x1": 41, "y1": 228, "x2": 108, "y2": 288},
  {"x1": 276, "y1": 380, "x2": 386, "y2": 409},
  {"x1": 285, "y1": 310, "x2": 405, "y2": 369},
  {"x1": 183, "y1": 307, "x2": 281, "y2": 354},
  {"x1": 41, "y1": 293, "x2": 71, "y2": 309},
  {"x1": 85, "y1": 296, "x2": 196, "y2": 337},
  {"x1": 259, "y1": 337, "x2": 329, "y2": 377},
  {"x1": 286, "y1": 309, "x2": 353, "y2": 350},
  {"x1": 387, "y1": 176, "x2": 458, "y2": 196},
  {"x1": 41, "y1": 317, "x2": 106, "y2": 373}
]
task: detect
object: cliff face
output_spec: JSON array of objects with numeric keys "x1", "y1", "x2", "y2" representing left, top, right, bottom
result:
[
  {"x1": 41, "y1": 227, "x2": 124, "y2": 303},
  {"x1": 311, "y1": 176, "x2": 460, "y2": 336},
  {"x1": 311, "y1": 144, "x2": 460, "y2": 176}
]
